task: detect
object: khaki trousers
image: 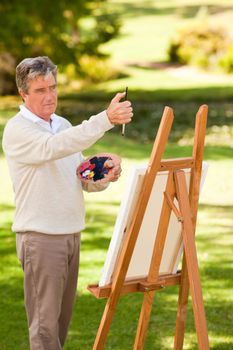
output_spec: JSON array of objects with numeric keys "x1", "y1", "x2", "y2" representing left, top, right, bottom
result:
[{"x1": 16, "y1": 231, "x2": 80, "y2": 350}]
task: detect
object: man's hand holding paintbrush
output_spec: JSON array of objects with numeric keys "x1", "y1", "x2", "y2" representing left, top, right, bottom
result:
[{"x1": 106, "y1": 88, "x2": 133, "y2": 131}]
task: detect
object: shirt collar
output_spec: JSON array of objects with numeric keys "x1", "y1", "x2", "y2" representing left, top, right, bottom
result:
[{"x1": 19, "y1": 104, "x2": 61, "y2": 134}]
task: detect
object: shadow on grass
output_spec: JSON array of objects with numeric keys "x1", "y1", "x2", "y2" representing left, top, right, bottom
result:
[
  {"x1": 211, "y1": 344, "x2": 233, "y2": 350},
  {"x1": 0, "y1": 211, "x2": 232, "y2": 349},
  {"x1": 0, "y1": 240, "x2": 16, "y2": 257},
  {"x1": 0, "y1": 277, "x2": 29, "y2": 350},
  {"x1": 0, "y1": 269, "x2": 232, "y2": 349},
  {"x1": 0, "y1": 221, "x2": 16, "y2": 258},
  {"x1": 60, "y1": 86, "x2": 233, "y2": 103},
  {"x1": 58, "y1": 92, "x2": 233, "y2": 146},
  {"x1": 82, "y1": 235, "x2": 112, "y2": 252},
  {"x1": 1, "y1": 90, "x2": 233, "y2": 156},
  {"x1": 199, "y1": 203, "x2": 233, "y2": 221},
  {"x1": 67, "y1": 286, "x2": 233, "y2": 349},
  {"x1": 83, "y1": 205, "x2": 117, "y2": 251},
  {"x1": 205, "y1": 301, "x2": 233, "y2": 338},
  {"x1": 68, "y1": 289, "x2": 176, "y2": 350},
  {"x1": 0, "y1": 203, "x2": 15, "y2": 211},
  {"x1": 198, "y1": 203, "x2": 233, "y2": 234},
  {"x1": 86, "y1": 133, "x2": 233, "y2": 161},
  {"x1": 203, "y1": 264, "x2": 233, "y2": 287}
]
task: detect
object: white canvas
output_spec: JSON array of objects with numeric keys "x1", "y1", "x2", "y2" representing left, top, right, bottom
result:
[{"x1": 99, "y1": 162, "x2": 208, "y2": 287}]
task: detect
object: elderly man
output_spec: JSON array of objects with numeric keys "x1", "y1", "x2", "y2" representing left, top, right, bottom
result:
[{"x1": 2, "y1": 56, "x2": 133, "y2": 350}]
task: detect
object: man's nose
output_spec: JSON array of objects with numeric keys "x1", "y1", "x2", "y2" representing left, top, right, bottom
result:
[{"x1": 45, "y1": 89, "x2": 56, "y2": 100}]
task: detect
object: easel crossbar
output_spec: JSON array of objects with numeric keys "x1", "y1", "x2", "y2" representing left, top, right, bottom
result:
[
  {"x1": 159, "y1": 157, "x2": 194, "y2": 171},
  {"x1": 88, "y1": 272, "x2": 182, "y2": 298}
]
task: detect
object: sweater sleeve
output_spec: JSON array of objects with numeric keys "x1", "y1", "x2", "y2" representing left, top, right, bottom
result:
[{"x1": 3, "y1": 111, "x2": 114, "y2": 165}]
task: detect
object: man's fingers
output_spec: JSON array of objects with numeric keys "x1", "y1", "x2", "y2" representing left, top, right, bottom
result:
[
  {"x1": 106, "y1": 91, "x2": 133, "y2": 125},
  {"x1": 110, "y1": 118, "x2": 132, "y2": 125},
  {"x1": 108, "y1": 165, "x2": 122, "y2": 182},
  {"x1": 109, "y1": 104, "x2": 132, "y2": 118},
  {"x1": 120, "y1": 101, "x2": 131, "y2": 108},
  {"x1": 114, "y1": 106, "x2": 133, "y2": 115},
  {"x1": 105, "y1": 160, "x2": 114, "y2": 168},
  {"x1": 111, "y1": 92, "x2": 126, "y2": 104}
]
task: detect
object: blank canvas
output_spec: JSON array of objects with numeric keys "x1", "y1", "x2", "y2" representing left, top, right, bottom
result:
[{"x1": 99, "y1": 162, "x2": 208, "y2": 287}]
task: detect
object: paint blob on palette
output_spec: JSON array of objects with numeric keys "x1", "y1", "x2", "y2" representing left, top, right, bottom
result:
[{"x1": 77, "y1": 153, "x2": 121, "y2": 183}]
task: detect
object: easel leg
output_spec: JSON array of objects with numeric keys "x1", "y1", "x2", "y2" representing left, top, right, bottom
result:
[
  {"x1": 174, "y1": 171, "x2": 209, "y2": 350},
  {"x1": 133, "y1": 290, "x2": 156, "y2": 350},
  {"x1": 174, "y1": 256, "x2": 189, "y2": 350},
  {"x1": 134, "y1": 171, "x2": 175, "y2": 350},
  {"x1": 93, "y1": 295, "x2": 118, "y2": 350}
]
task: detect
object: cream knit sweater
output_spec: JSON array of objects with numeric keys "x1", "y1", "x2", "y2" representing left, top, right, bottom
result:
[{"x1": 2, "y1": 110, "x2": 114, "y2": 234}]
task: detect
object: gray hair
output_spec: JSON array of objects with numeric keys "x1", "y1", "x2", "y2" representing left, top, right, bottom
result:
[{"x1": 16, "y1": 56, "x2": 57, "y2": 93}]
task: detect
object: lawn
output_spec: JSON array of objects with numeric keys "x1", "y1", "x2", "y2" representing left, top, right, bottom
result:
[
  {"x1": 0, "y1": 131, "x2": 233, "y2": 349},
  {"x1": 0, "y1": 0, "x2": 233, "y2": 349}
]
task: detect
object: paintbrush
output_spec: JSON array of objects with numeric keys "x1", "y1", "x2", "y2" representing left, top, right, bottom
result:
[{"x1": 122, "y1": 86, "x2": 128, "y2": 136}]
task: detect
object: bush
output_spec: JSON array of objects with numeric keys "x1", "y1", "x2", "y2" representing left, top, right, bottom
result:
[
  {"x1": 78, "y1": 55, "x2": 119, "y2": 83},
  {"x1": 219, "y1": 45, "x2": 233, "y2": 73},
  {"x1": 167, "y1": 7, "x2": 233, "y2": 73},
  {"x1": 167, "y1": 23, "x2": 230, "y2": 70}
]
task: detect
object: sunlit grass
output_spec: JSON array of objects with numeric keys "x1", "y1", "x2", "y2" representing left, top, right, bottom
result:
[{"x1": 1, "y1": 133, "x2": 232, "y2": 348}]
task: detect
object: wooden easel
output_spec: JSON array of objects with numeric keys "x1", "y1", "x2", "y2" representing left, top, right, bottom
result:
[{"x1": 88, "y1": 105, "x2": 210, "y2": 350}]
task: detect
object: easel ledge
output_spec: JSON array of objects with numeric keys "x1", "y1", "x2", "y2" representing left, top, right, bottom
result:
[{"x1": 88, "y1": 271, "x2": 182, "y2": 298}]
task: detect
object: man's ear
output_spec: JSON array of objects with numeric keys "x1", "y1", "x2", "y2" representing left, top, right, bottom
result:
[{"x1": 19, "y1": 89, "x2": 27, "y2": 101}]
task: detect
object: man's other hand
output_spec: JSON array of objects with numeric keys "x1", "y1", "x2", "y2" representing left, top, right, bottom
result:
[
  {"x1": 106, "y1": 92, "x2": 133, "y2": 125},
  {"x1": 104, "y1": 159, "x2": 122, "y2": 182}
]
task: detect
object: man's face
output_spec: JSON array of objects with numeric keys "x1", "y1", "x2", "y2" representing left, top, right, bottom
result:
[{"x1": 20, "y1": 73, "x2": 57, "y2": 121}]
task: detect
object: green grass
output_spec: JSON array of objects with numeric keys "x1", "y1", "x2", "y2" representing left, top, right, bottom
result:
[{"x1": 0, "y1": 133, "x2": 233, "y2": 349}]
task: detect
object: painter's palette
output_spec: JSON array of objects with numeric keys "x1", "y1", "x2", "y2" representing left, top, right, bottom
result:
[{"x1": 77, "y1": 153, "x2": 121, "y2": 183}]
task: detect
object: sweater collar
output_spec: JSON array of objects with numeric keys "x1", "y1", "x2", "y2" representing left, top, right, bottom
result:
[{"x1": 19, "y1": 104, "x2": 61, "y2": 134}]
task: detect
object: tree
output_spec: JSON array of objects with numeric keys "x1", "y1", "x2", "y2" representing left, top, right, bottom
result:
[{"x1": 0, "y1": 0, "x2": 121, "y2": 94}]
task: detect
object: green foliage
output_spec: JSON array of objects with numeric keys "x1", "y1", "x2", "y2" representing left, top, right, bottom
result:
[
  {"x1": 0, "y1": 0, "x2": 121, "y2": 93},
  {"x1": 167, "y1": 7, "x2": 233, "y2": 72},
  {"x1": 78, "y1": 55, "x2": 119, "y2": 83},
  {"x1": 168, "y1": 23, "x2": 230, "y2": 69},
  {"x1": 219, "y1": 45, "x2": 233, "y2": 73}
]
